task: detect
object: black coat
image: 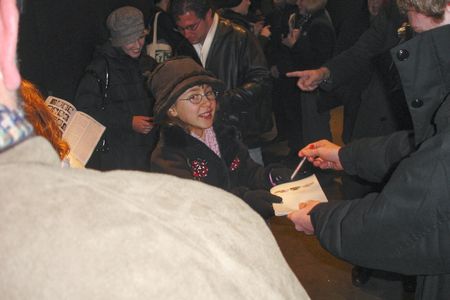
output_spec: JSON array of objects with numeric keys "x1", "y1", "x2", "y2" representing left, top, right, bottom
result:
[
  {"x1": 151, "y1": 124, "x2": 272, "y2": 193},
  {"x1": 74, "y1": 43, "x2": 157, "y2": 171},
  {"x1": 311, "y1": 25, "x2": 450, "y2": 299},
  {"x1": 151, "y1": 124, "x2": 293, "y2": 219},
  {"x1": 323, "y1": 0, "x2": 405, "y2": 88},
  {"x1": 276, "y1": 9, "x2": 336, "y2": 74},
  {"x1": 202, "y1": 17, "x2": 272, "y2": 147}
]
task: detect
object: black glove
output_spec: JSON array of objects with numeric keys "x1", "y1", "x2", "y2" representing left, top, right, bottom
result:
[
  {"x1": 242, "y1": 190, "x2": 282, "y2": 220},
  {"x1": 269, "y1": 167, "x2": 311, "y2": 186},
  {"x1": 269, "y1": 167, "x2": 292, "y2": 186}
]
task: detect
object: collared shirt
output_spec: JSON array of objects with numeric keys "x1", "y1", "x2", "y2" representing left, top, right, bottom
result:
[
  {"x1": 0, "y1": 104, "x2": 33, "y2": 152},
  {"x1": 193, "y1": 13, "x2": 219, "y2": 67}
]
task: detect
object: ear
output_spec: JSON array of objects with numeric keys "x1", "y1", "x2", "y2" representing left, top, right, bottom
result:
[
  {"x1": 0, "y1": 0, "x2": 21, "y2": 91},
  {"x1": 168, "y1": 106, "x2": 178, "y2": 118}
]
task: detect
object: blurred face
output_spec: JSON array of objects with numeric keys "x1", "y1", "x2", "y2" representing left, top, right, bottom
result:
[
  {"x1": 367, "y1": 0, "x2": 384, "y2": 16},
  {"x1": 296, "y1": 0, "x2": 307, "y2": 14},
  {"x1": 176, "y1": 10, "x2": 213, "y2": 45},
  {"x1": 241, "y1": 0, "x2": 252, "y2": 15},
  {"x1": 121, "y1": 35, "x2": 145, "y2": 58},
  {"x1": 169, "y1": 84, "x2": 217, "y2": 138},
  {"x1": 273, "y1": 0, "x2": 286, "y2": 7}
]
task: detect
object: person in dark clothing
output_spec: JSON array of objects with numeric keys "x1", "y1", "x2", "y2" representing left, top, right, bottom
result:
[
  {"x1": 321, "y1": 0, "x2": 370, "y2": 143},
  {"x1": 288, "y1": 1, "x2": 416, "y2": 289},
  {"x1": 277, "y1": 0, "x2": 335, "y2": 153},
  {"x1": 217, "y1": 0, "x2": 253, "y2": 31},
  {"x1": 74, "y1": 6, "x2": 157, "y2": 171},
  {"x1": 170, "y1": 0, "x2": 272, "y2": 166},
  {"x1": 265, "y1": 0, "x2": 298, "y2": 144},
  {"x1": 149, "y1": 57, "x2": 301, "y2": 220},
  {"x1": 146, "y1": 0, "x2": 199, "y2": 63},
  {"x1": 288, "y1": 0, "x2": 450, "y2": 297}
]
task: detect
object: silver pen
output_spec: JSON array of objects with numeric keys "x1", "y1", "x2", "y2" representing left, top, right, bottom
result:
[{"x1": 290, "y1": 156, "x2": 307, "y2": 180}]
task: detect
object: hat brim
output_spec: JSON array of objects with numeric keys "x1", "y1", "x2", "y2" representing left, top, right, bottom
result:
[
  {"x1": 111, "y1": 29, "x2": 148, "y2": 47},
  {"x1": 154, "y1": 75, "x2": 225, "y2": 124}
]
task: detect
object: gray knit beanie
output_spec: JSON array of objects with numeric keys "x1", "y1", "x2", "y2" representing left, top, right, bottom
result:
[{"x1": 106, "y1": 6, "x2": 146, "y2": 47}]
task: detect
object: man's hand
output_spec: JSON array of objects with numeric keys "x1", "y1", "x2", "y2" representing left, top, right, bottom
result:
[
  {"x1": 132, "y1": 116, "x2": 153, "y2": 134},
  {"x1": 299, "y1": 140, "x2": 343, "y2": 170},
  {"x1": 287, "y1": 200, "x2": 320, "y2": 234},
  {"x1": 286, "y1": 67, "x2": 330, "y2": 91}
]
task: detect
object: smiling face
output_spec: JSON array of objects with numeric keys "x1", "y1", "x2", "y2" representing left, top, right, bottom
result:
[
  {"x1": 120, "y1": 35, "x2": 145, "y2": 58},
  {"x1": 176, "y1": 10, "x2": 213, "y2": 45},
  {"x1": 168, "y1": 84, "x2": 217, "y2": 138}
]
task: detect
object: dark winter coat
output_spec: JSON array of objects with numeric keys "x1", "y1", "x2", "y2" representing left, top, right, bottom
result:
[
  {"x1": 323, "y1": 0, "x2": 405, "y2": 88},
  {"x1": 74, "y1": 42, "x2": 157, "y2": 171},
  {"x1": 276, "y1": 9, "x2": 336, "y2": 75},
  {"x1": 322, "y1": 1, "x2": 411, "y2": 141},
  {"x1": 151, "y1": 124, "x2": 272, "y2": 193},
  {"x1": 202, "y1": 17, "x2": 272, "y2": 147},
  {"x1": 310, "y1": 25, "x2": 450, "y2": 299}
]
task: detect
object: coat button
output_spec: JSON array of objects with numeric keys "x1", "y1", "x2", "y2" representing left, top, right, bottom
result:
[
  {"x1": 411, "y1": 98, "x2": 423, "y2": 108},
  {"x1": 397, "y1": 49, "x2": 409, "y2": 61}
]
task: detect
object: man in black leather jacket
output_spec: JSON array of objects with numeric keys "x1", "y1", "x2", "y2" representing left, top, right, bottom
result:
[{"x1": 170, "y1": 0, "x2": 272, "y2": 165}]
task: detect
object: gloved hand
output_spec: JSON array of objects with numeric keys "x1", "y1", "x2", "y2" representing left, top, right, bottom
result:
[
  {"x1": 243, "y1": 190, "x2": 282, "y2": 204},
  {"x1": 269, "y1": 167, "x2": 292, "y2": 186},
  {"x1": 269, "y1": 167, "x2": 311, "y2": 186},
  {"x1": 242, "y1": 190, "x2": 282, "y2": 220}
]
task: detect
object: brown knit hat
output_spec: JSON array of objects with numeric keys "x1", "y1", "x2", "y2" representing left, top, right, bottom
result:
[
  {"x1": 106, "y1": 6, "x2": 147, "y2": 47},
  {"x1": 149, "y1": 57, "x2": 225, "y2": 124}
]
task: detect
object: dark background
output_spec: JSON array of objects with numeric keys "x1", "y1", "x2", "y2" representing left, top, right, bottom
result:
[{"x1": 18, "y1": 0, "x2": 153, "y2": 101}]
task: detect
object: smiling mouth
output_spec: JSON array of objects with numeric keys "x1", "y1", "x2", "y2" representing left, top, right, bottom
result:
[{"x1": 199, "y1": 111, "x2": 213, "y2": 119}]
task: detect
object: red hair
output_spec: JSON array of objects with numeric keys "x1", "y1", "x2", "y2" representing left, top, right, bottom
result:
[{"x1": 21, "y1": 80, "x2": 70, "y2": 160}]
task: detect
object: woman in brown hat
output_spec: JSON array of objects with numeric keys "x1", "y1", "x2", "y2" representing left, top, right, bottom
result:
[{"x1": 149, "y1": 57, "x2": 305, "y2": 220}]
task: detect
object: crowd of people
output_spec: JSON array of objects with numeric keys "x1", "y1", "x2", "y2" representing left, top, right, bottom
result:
[{"x1": 1, "y1": 0, "x2": 450, "y2": 299}]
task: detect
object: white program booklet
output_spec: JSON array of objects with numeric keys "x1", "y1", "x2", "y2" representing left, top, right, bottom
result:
[
  {"x1": 271, "y1": 174, "x2": 328, "y2": 216},
  {"x1": 45, "y1": 96, "x2": 106, "y2": 167}
]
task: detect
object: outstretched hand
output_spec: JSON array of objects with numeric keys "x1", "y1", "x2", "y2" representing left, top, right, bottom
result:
[
  {"x1": 287, "y1": 200, "x2": 320, "y2": 234},
  {"x1": 286, "y1": 67, "x2": 330, "y2": 91},
  {"x1": 299, "y1": 140, "x2": 343, "y2": 171}
]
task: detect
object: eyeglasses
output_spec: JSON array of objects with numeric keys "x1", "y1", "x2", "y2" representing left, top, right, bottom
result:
[
  {"x1": 178, "y1": 20, "x2": 201, "y2": 32},
  {"x1": 179, "y1": 90, "x2": 218, "y2": 104}
]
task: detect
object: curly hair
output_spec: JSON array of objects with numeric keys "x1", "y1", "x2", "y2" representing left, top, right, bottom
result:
[
  {"x1": 21, "y1": 80, "x2": 70, "y2": 160},
  {"x1": 397, "y1": 0, "x2": 450, "y2": 20}
]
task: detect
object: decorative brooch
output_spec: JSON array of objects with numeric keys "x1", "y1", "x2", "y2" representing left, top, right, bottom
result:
[
  {"x1": 229, "y1": 157, "x2": 240, "y2": 171},
  {"x1": 191, "y1": 158, "x2": 208, "y2": 179}
]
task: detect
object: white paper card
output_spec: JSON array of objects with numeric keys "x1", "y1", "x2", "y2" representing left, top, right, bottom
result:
[{"x1": 271, "y1": 174, "x2": 328, "y2": 216}]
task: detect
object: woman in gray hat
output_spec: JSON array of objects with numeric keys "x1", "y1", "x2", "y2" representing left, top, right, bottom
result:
[
  {"x1": 149, "y1": 57, "x2": 305, "y2": 220},
  {"x1": 74, "y1": 6, "x2": 157, "y2": 171}
]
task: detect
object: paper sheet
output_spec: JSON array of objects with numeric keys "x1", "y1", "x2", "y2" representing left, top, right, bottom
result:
[{"x1": 271, "y1": 174, "x2": 328, "y2": 216}]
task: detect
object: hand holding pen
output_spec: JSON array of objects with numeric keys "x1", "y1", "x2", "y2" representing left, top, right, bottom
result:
[{"x1": 299, "y1": 140, "x2": 343, "y2": 171}]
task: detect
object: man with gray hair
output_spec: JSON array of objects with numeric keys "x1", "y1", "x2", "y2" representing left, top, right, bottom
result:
[{"x1": 0, "y1": 0, "x2": 309, "y2": 298}]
